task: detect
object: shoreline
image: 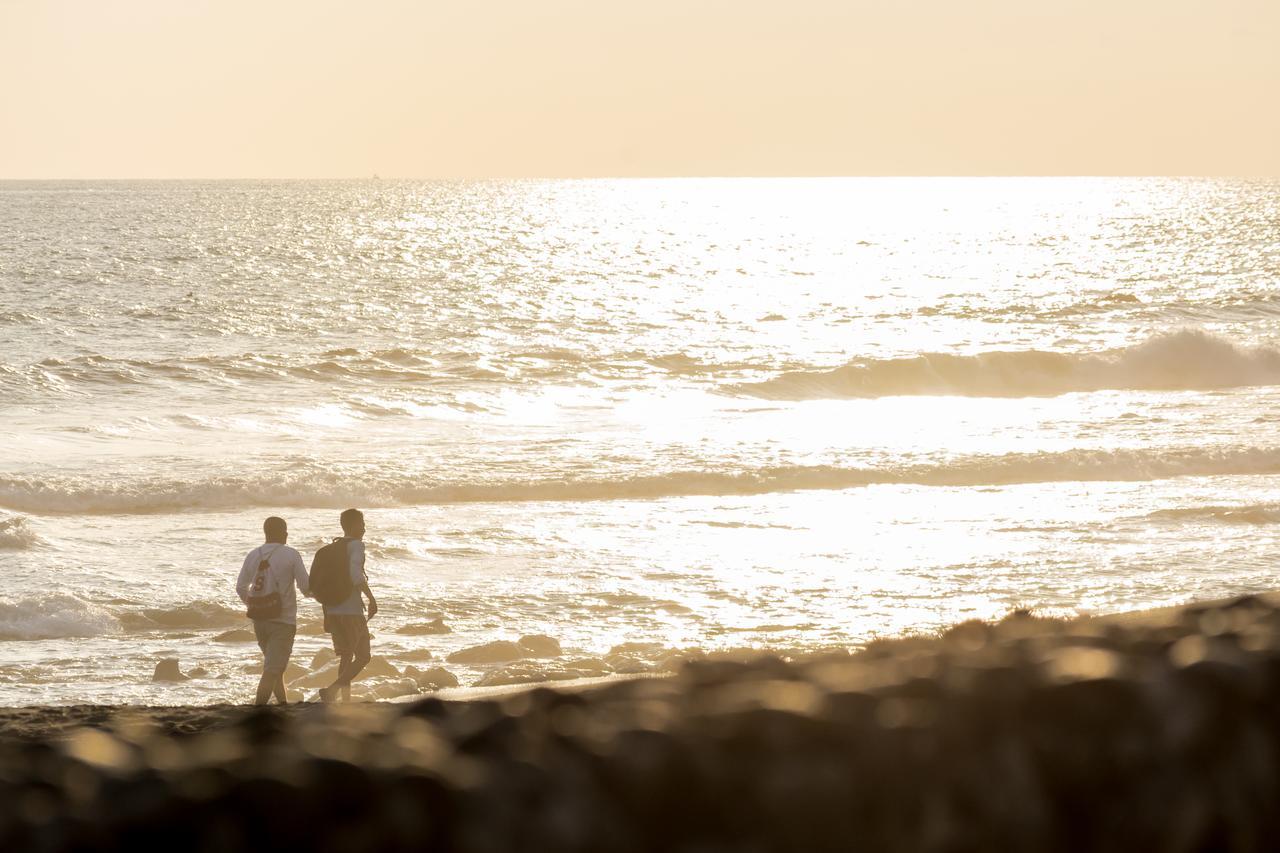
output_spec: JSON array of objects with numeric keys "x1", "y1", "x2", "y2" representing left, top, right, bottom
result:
[
  {"x1": 4, "y1": 587, "x2": 1280, "y2": 848},
  {"x1": 0, "y1": 588, "x2": 1271, "y2": 739}
]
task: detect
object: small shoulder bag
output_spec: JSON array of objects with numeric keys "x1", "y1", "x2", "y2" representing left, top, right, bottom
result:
[{"x1": 245, "y1": 545, "x2": 283, "y2": 621}]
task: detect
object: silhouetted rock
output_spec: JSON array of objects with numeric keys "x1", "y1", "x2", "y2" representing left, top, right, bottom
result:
[
  {"x1": 475, "y1": 665, "x2": 549, "y2": 687},
  {"x1": 371, "y1": 678, "x2": 420, "y2": 700},
  {"x1": 213, "y1": 628, "x2": 255, "y2": 642},
  {"x1": 404, "y1": 665, "x2": 459, "y2": 690},
  {"x1": 655, "y1": 652, "x2": 694, "y2": 672},
  {"x1": 566, "y1": 657, "x2": 611, "y2": 674},
  {"x1": 362, "y1": 656, "x2": 400, "y2": 678},
  {"x1": 605, "y1": 654, "x2": 650, "y2": 674},
  {"x1": 447, "y1": 640, "x2": 526, "y2": 664},
  {"x1": 608, "y1": 641, "x2": 666, "y2": 657},
  {"x1": 151, "y1": 659, "x2": 188, "y2": 682},
  {"x1": 518, "y1": 634, "x2": 562, "y2": 657}
]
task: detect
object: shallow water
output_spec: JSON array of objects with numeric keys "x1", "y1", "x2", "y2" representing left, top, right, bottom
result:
[{"x1": 2, "y1": 177, "x2": 1279, "y2": 704}]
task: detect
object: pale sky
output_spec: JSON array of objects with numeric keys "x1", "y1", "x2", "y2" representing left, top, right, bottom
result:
[{"x1": 1, "y1": 0, "x2": 1277, "y2": 178}]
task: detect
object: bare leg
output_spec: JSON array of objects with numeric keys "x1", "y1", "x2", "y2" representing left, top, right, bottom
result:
[
  {"x1": 273, "y1": 673, "x2": 288, "y2": 704},
  {"x1": 321, "y1": 654, "x2": 355, "y2": 701},
  {"x1": 254, "y1": 668, "x2": 274, "y2": 705},
  {"x1": 333, "y1": 650, "x2": 370, "y2": 702}
]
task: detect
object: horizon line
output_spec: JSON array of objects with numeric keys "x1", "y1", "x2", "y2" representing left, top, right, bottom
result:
[{"x1": 2, "y1": 174, "x2": 1277, "y2": 182}]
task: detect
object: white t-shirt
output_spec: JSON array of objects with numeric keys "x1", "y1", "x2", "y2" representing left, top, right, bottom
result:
[{"x1": 236, "y1": 543, "x2": 310, "y2": 625}]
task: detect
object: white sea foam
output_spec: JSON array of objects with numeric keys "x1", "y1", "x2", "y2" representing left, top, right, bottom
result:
[
  {"x1": 4, "y1": 446, "x2": 1280, "y2": 513},
  {"x1": 0, "y1": 515, "x2": 42, "y2": 549},
  {"x1": 115, "y1": 601, "x2": 245, "y2": 631},
  {"x1": 0, "y1": 594, "x2": 120, "y2": 641},
  {"x1": 736, "y1": 330, "x2": 1280, "y2": 399}
]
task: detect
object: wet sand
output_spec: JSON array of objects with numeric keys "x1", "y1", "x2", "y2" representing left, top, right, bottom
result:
[{"x1": 4, "y1": 592, "x2": 1280, "y2": 850}]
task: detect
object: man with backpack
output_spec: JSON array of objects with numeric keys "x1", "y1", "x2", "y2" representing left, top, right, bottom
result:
[
  {"x1": 235, "y1": 516, "x2": 310, "y2": 705},
  {"x1": 310, "y1": 508, "x2": 378, "y2": 702}
]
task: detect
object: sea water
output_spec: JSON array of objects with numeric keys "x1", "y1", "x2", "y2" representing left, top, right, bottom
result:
[{"x1": 2, "y1": 177, "x2": 1278, "y2": 704}]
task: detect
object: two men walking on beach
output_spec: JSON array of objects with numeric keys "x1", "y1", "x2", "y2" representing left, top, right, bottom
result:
[{"x1": 235, "y1": 508, "x2": 377, "y2": 705}]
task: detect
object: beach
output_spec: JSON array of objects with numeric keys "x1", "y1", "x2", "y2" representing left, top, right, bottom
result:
[{"x1": 4, "y1": 591, "x2": 1280, "y2": 850}]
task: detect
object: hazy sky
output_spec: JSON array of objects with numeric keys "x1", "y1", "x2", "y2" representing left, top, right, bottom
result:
[{"x1": 2, "y1": 0, "x2": 1277, "y2": 178}]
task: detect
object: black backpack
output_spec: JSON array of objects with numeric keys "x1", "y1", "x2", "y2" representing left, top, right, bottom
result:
[{"x1": 309, "y1": 537, "x2": 354, "y2": 606}]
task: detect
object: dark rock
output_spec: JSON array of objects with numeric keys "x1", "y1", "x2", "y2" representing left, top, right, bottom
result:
[
  {"x1": 371, "y1": 678, "x2": 420, "y2": 700},
  {"x1": 447, "y1": 640, "x2": 526, "y2": 665},
  {"x1": 604, "y1": 654, "x2": 650, "y2": 674},
  {"x1": 362, "y1": 656, "x2": 401, "y2": 679},
  {"x1": 517, "y1": 634, "x2": 562, "y2": 657},
  {"x1": 151, "y1": 659, "x2": 188, "y2": 682},
  {"x1": 404, "y1": 666, "x2": 459, "y2": 690},
  {"x1": 566, "y1": 657, "x2": 611, "y2": 675}
]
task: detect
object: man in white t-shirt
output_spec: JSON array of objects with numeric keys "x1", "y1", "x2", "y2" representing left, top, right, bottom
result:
[{"x1": 235, "y1": 516, "x2": 311, "y2": 704}]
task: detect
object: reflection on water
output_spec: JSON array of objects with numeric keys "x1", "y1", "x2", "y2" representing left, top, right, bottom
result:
[{"x1": 1, "y1": 177, "x2": 1279, "y2": 703}]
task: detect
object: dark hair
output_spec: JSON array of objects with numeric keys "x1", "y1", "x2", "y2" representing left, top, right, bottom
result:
[
  {"x1": 263, "y1": 516, "x2": 287, "y2": 542},
  {"x1": 340, "y1": 508, "x2": 364, "y2": 535}
]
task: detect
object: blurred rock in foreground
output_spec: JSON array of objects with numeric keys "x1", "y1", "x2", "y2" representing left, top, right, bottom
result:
[{"x1": 4, "y1": 593, "x2": 1280, "y2": 852}]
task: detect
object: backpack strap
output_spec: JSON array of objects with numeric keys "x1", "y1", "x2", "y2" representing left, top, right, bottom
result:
[{"x1": 257, "y1": 545, "x2": 281, "y2": 591}]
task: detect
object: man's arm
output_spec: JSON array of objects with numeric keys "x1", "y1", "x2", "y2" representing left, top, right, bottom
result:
[
  {"x1": 235, "y1": 552, "x2": 255, "y2": 604},
  {"x1": 352, "y1": 540, "x2": 376, "y2": 618},
  {"x1": 293, "y1": 551, "x2": 311, "y2": 597}
]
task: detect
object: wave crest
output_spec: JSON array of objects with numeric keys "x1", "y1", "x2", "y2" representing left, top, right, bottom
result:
[
  {"x1": 736, "y1": 330, "x2": 1280, "y2": 399},
  {"x1": 4, "y1": 446, "x2": 1280, "y2": 513},
  {"x1": 116, "y1": 601, "x2": 245, "y2": 631},
  {"x1": 1145, "y1": 504, "x2": 1280, "y2": 525},
  {"x1": 0, "y1": 515, "x2": 42, "y2": 549},
  {"x1": 0, "y1": 594, "x2": 120, "y2": 641}
]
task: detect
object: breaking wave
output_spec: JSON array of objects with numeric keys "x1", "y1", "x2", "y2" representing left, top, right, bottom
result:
[
  {"x1": 1144, "y1": 504, "x2": 1280, "y2": 525},
  {"x1": 115, "y1": 601, "x2": 245, "y2": 631},
  {"x1": 0, "y1": 594, "x2": 120, "y2": 641},
  {"x1": 4, "y1": 446, "x2": 1280, "y2": 513},
  {"x1": 0, "y1": 346, "x2": 653, "y2": 397},
  {"x1": 736, "y1": 330, "x2": 1280, "y2": 399},
  {"x1": 0, "y1": 515, "x2": 42, "y2": 549}
]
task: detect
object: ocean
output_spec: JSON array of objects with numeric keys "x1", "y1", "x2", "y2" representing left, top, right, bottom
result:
[{"x1": 2, "y1": 177, "x2": 1278, "y2": 704}]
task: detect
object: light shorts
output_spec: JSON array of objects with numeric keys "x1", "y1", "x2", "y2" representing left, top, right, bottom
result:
[
  {"x1": 253, "y1": 619, "x2": 297, "y2": 674},
  {"x1": 326, "y1": 613, "x2": 371, "y2": 660}
]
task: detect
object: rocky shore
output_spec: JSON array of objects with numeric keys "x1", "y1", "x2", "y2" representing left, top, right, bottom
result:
[{"x1": 4, "y1": 593, "x2": 1280, "y2": 851}]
